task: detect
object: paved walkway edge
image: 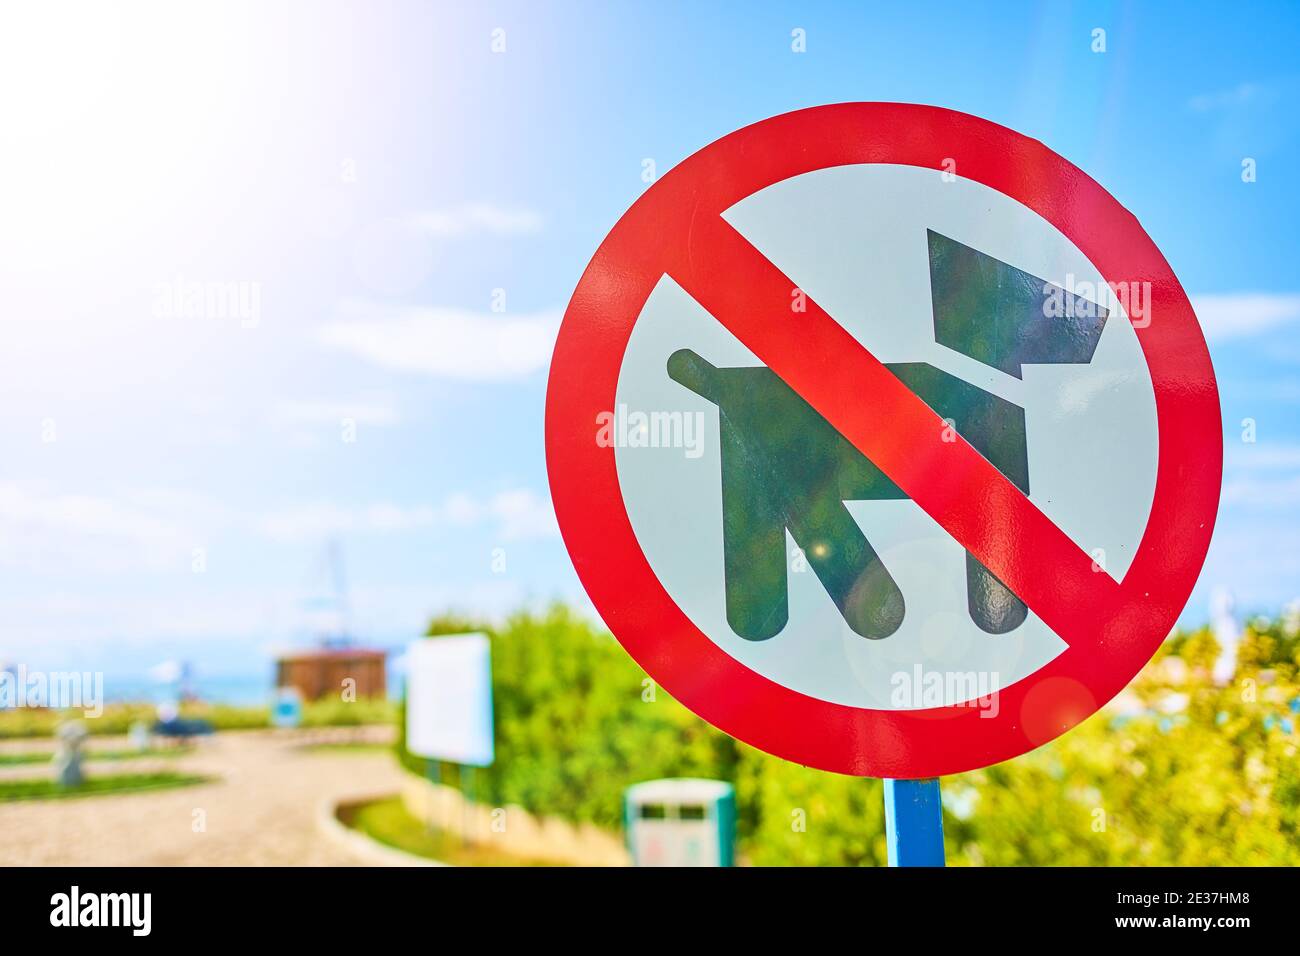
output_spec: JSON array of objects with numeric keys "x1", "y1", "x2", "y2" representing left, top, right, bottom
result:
[{"x1": 316, "y1": 793, "x2": 448, "y2": 868}]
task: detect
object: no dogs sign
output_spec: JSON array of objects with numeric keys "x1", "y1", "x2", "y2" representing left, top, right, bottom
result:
[{"x1": 545, "y1": 104, "x2": 1221, "y2": 777}]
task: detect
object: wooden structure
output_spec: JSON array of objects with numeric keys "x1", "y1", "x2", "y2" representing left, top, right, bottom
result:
[{"x1": 275, "y1": 648, "x2": 386, "y2": 702}]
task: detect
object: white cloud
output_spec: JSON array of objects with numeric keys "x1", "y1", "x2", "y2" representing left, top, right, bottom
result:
[
  {"x1": 1187, "y1": 82, "x2": 1265, "y2": 113},
  {"x1": 0, "y1": 478, "x2": 559, "y2": 571},
  {"x1": 1226, "y1": 442, "x2": 1300, "y2": 471},
  {"x1": 412, "y1": 203, "x2": 542, "y2": 238},
  {"x1": 0, "y1": 479, "x2": 561, "y2": 660},
  {"x1": 490, "y1": 488, "x2": 561, "y2": 540},
  {"x1": 0, "y1": 482, "x2": 201, "y2": 573},
  {"x1": 257, "y1": 488, "x2": 558, "y2": 543},
  {"x1": 1192, "y1": 293, "x2": 1300, "y2": 342},
  {"x1": 1222, "y1": 473, "x2": 1300, "y2": 508},
  {"x1": 272, "y1": 394, "x2": 399, "y2": 428},
  {"x1": 256, "y1": 501, "x2": 438, "y2": 541},
  {"x1": 0, "y1": 588, "x2": 280, "y2": 666},
  {"x1": 438, "y1": 488, "x2": 560, "y2": 541},
  {"x1": 320, "y1": 298, "x2": 561, "y2": 381},
  {"x1": 1223, "y1": 442, "x2": 1300, "y2": 508}
]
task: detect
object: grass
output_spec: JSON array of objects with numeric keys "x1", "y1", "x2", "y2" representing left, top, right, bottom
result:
[
  {"x1": 338, "y1": 796, "x2": 568, "y2": 867},
  {"x1": 0, "y1": 698, "x2": 398, "y2": 739},
  {"x1": 0, "y1": 771, "x2": 210, "y2": 802},
  {"x1": 300, "y1": 742, "x2": 391, "y2": 755},
  {"x1": 0, "y1": 747, "x2": 193, "y2": 766}
]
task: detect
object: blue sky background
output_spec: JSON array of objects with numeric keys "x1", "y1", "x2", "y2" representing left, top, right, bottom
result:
[{"x1": 0, "y1": 0, "x2": 1297, "y2": 686}]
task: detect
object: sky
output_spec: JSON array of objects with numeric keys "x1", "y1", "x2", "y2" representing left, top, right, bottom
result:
[{"x1": 0, "y1": 0, "x2": 1297, "y2": 681}]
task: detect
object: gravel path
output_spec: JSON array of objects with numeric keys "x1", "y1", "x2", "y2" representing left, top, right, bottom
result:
[{"x1": 0, "y1": 728, "x2": 403, "y2": 866}]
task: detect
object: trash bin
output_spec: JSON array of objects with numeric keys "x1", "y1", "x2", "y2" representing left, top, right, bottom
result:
[{"x1": 624, "y1": 778, "x2": 735, "y2": 867}]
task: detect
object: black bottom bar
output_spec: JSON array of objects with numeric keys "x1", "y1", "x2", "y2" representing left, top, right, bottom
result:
[{"x1": 0, "y1": 866, "x2": 1290, "y2": 941}]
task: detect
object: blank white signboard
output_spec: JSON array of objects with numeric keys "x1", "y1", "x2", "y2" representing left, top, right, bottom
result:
[{"x1": 405, "y1": 633, "x2": 494, "y2": 766}]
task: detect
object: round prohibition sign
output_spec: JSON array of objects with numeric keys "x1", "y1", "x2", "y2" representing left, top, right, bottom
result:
[{"x1": 545, "y1": 103, "x2": 1221, "y2": 777}]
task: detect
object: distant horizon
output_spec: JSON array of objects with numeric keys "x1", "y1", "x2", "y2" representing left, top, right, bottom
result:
[{"x1": 4, "y1": 588, "x2": 1294, "y2": 702}]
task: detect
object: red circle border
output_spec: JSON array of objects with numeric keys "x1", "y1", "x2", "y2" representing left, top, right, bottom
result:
[{"x1": 545, "y1": 103, "x2": 1221, "y2": 777}]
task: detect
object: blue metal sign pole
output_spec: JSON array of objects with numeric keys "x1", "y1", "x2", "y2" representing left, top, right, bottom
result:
[{"x1": 884, "y1": 778, "x2": 945, "y2": 866}]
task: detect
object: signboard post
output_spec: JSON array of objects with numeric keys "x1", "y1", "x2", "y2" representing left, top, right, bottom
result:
[
  {"x1": 547, "y1": 103, "x2": 1221, "y2": 862},
  {"x1": 884, "y1": 778, "x2": 944, "y2": 867},
  {"x1": 406, "y1": 633, "x2": 494, "y2": 844}
]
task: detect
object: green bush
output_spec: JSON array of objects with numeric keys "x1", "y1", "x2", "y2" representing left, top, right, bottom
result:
[
  {"x1": 401, "y1": 606, "x2": 736, "y2": 831},
  {"x1": 943, "y1": 629, "x2": 1300, "y2": 866},
  {"x1": 733, "y1": 750, "x2": 888, "y2": 865},
  {"x1": 402, "y1": 605, "x2": 1300, "y2": 866}
]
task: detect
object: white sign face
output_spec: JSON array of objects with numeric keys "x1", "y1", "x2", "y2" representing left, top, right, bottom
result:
[
  {"x1": 405, "y1": 633, "x2": 494, "y2": 766},
  {"x1": 613, "y1": 163, "x2": 1158, "y2": 711}
]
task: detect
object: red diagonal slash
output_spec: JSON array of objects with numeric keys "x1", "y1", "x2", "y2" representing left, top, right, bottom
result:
[
  {"x1": 665, "y1": 213, "x2": 1123, "y2": 652},
  {"x1": 548, "y1": 103, "x2": 1220, "y2": 775}
]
